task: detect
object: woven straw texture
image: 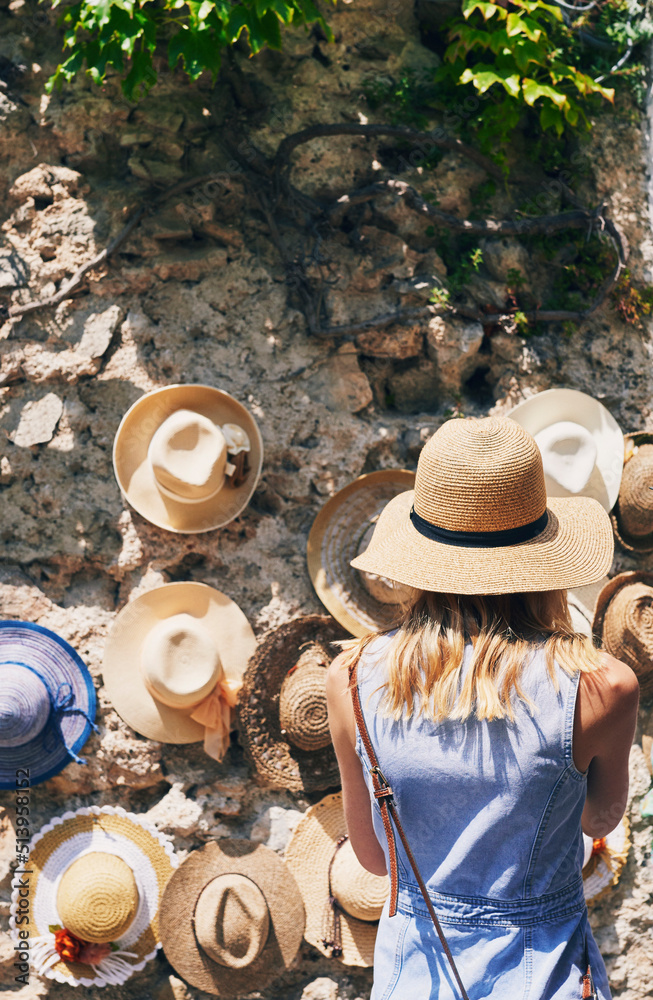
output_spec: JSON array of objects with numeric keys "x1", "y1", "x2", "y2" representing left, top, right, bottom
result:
[
  {"x1": 279, "y1": 656, "x2": 332, "y2": 752},
  {"x1": 103, "y1": 582, "x2": 256, "y2": 743},
  {"x1": 352, "y1": 418, "x2": 614, "y2": 595},
  {"x1": 159, "y1": 839, "x2": 304, "y2": 996},
  {"x1": 285, "y1": 792, "x2": 389, "y2": 967},
  {"x1": 9, "y1": 805, "x2": 177, "y2": 987},
  {"x1": 56, "y1": 852, "x2": 139, "y2": 943},
  {"x1": 593, "y1": 572, "x2": 653, "y2": 700},
  {"x1": 611, "y1": 434, "x2": 653, "y2": 552},
  {"x1": 239, "y1": 615, "x2": 347, "y2": 792},
  {"x1": 112, "y1": 384, "x2": 263, "y2": 533},
  {"x1": 307, "y1": 470, "x2": 415, "y2": 636},
  {"x1": 582, "y1": 818, "x2": 630, "y2": 904},
  {"x1": 507, "y1": 388, "x2": 624, "y2": 512},
  {"x1": 0, "y1": 621, "x2": 96, "y2": 789}
]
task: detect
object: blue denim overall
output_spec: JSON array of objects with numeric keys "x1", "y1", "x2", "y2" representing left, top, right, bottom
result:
[{"x1": 355, "y1": 634, "x2": 611, "y2": 1000}]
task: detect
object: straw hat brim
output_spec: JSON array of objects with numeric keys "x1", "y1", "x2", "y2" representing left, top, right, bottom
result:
[
  {"x1": 351, "y1": 491, "x2": 613, "y2": 596},
  {"x1": 0, "y1": 622, "x2": 96, "y2": 790},
  {"x1": 307, "y1": 470, "x2": 415, "y2": 637},
  {"x1": 611, "y1": 433, "x2": 653, "y2": 552},
  {"x1": 239, "y1": 615, "x2": 348, "y2": 793},
  {"x1": 285, "y1": 792, "x2": 384, "y2": 967},
  {"x1": 9, "y1": 805, "x2": 177, "y2": 987},
  {"x1": 159, "y1": 839, "x2": 305, "y2": 996},
  {"x1": 113, "y1": 384, "x2": 263, "y2": 533},
  {"x1": 102, "y1": 582, "x2": 256, "y2": 743}
]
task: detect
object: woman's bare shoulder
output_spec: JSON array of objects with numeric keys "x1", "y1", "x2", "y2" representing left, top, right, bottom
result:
[{"x1": 580, "y1": 652, "x2": 640, "y2": 712}]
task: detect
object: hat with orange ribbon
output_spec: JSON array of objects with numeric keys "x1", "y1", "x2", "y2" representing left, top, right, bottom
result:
[{"x1": 102, "y1": 583, "x2": 256, "y2": 760}]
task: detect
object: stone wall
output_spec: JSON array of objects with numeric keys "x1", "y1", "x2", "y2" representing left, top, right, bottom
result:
[{"x1": 0, "y1": 0, "x2": 652, "y2": 997}]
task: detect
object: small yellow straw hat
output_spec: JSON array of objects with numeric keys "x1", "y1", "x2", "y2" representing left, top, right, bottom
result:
[
  {"x1": 307, "y1": 470, "x2": 415, "y2": 636},
  {"x1": 285, "y1": 792, "x2": 389, "y2": 967},
  {"x1": 113, "y1": 384, "x2": 263, "y2": 533},
  {"x1": 9, "y1": 805, "x2": 178, "y2": 988},
  {"x1": 102, "y1": 582, "x2": 256, "y2": 758},
  {"x1": 352, "y1": 417, "x2": 614, "y2": 596}
]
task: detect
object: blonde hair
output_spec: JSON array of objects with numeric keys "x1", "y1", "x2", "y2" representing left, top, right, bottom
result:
[{"x1": 340, "y1": 589, "x2": 601, "y2": 722}]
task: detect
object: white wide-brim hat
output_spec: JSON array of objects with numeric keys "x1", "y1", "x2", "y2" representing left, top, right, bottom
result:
[
  {"x1": 102, "y1": 582, "x2": 256, "y2": 745},
  {"x1": 113, "y1": 384, "x2": 263, "y2": 533},
  {"x1": 507, "y1": 388, "x2": 624, "y2": 512}
]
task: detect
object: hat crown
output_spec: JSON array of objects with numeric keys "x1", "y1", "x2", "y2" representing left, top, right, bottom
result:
[
  {"x1": 331, "y1": 839, "x2": 388, "y2": 921},
  {"x1": 602, "y1": 582, "x2": 653, "y2": 698},
  {"x1": 618, "y1": 444, "x2": 653, "y2": 538},
  {"x1": 414, "y1": 417, "x2": 547, "y2": 533},
  {"x1": 0, "y1": 666, "x2": 50, "y2": 747},
  {"x1": 279, "y1": 648, "x2": 331, "y2": 752},
  {"x1": 194, "y1": 873, "x2": 270, "y2": 969},
  {"x1": 56, "y1": 852, "x2": 139, "y2": 943},
  {"x1": 148, "y1": 409, "x2": 228, "y2": 502},
  {"x1": 141, "y1": 614, "x2": 222, "y2": 709}
]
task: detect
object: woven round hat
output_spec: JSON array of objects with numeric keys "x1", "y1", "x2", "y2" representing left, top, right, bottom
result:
[
  {"x1": 285, "y1": 792, "x2": 389, "y2": 967},
  {"x1": 307, "y1": 470, "x2": 416, "y2": 637},
  {"x1": 9, "y1": 805, "x2": 178, "y2": 987},
  {"x1": 507, "y1": 388, "x2": 624, "y2": 512},
  {"x1": 113, "y1": 384, "x2": 263, "y2": 533},
  {"x1": 611, "y1": 433, "x2": 653, "y2": 552},
  {"x1": 582, "y1": 817, "x2": 630, "y2": 904},
  {"x1": 351, "y1": 417, "x2": 614, "y2": 596},
  {"x1": 159, "y1": 839, "x2": 305, "y2": 996},
  {"x1": 239, "y1": 615, "x2": 347, "y2": 792},
  {"x1": 102, "y1": 582, "x2": 256, "y2": 753},
  {"x1": 593, "y1": 572, "x2": 653, "y2": 700},
  {"x1": 0, "y1": 621, "x2": 96, "y2": 789}
]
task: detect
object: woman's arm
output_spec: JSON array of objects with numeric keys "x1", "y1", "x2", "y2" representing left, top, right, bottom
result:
[
  {"x1": 326, "y1": 651, "x2": 387, "y2": 876},
  {"x1": 574, "y1": 652, "x2": 639, "y2": 838}
]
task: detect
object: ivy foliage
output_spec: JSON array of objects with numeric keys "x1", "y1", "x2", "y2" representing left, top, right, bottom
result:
[{"x1": 44, "y1": 0, "x2": 334, "y2": 100}]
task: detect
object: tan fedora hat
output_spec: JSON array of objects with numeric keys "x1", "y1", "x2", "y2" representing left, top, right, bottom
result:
[
  {"x1": 352, "y1": 417, "x2": 614, "y2": 596},
  {"x1": 113, "y1": 384, "x2": 263, "y2": 533},
  {"x1": 507, "y1": 388, "x2": 624, "y2": 512},
  {"x1": 159, "y1": 839, "x2": 305, "y2": 996},
  {"x1": 9, "y1": 805, "x2": 178, "y2": 988},
  {"x1": 593, "y1": 571, "x2": 653, "y2": 699},
  {"x1": 102, "y1": 582, "x2": 256, "y2": 758},
  {"x1": 611, "y1": 433, "x2": 653, "y2": 552},
  {"x1": 285, "y1": 792, "x2": 389, "y2": 967},
  {"x1": 239, "y1": 615, "x2": 348, "y2": 792},
  {"x1": 307, "y1": 470, "x2": 415, "y2": 637},
  {"x1": 582, "y1": 817, "x2": 630, "y2": 905}
]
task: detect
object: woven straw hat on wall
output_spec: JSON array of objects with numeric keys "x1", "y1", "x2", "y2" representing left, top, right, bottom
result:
[
  {"x1": 582, "y1": 818, "x2": 630, "y2": 904},
  {"x1": 593, "y1": 571, "x2": 653, "y2": 699},
  {"x1": 611, "y1": 433, "x2": 653, "y2": 552},
  {"x1": 352, "y1": 417, "x2": 613, "y2": 595},
  {"x1": 239, "y1": 615, "x2": 347, "y2": 792}
]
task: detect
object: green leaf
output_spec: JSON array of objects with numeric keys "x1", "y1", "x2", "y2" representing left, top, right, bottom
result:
[
  {"x1": 461, "y1": 66, "x2": 520, "y2": 97},
  {"x1": 48, "y1": 925, "x2": 62, "y2": 934},
  {"x1": 539, "y1": 103, "x2": 565, "y2": 135},
  {"x1": 522, "y1": 77, "x2": 567, "y2": 108}
]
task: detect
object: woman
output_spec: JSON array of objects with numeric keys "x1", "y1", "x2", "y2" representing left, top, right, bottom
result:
[{"x1": 327, "y1": 416, "x2": 638, "y2": 1000}]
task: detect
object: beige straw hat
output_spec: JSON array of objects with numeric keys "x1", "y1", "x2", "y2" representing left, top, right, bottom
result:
[
  {"x1": 9, "y1": 805, "x2": 177, "y2": 987},
  {"x1": 102, "y1": 582, "x2": 256, "y2": 758},
  {"x1": 582, "y1": 817, "x2": 630, "y2": 905},
  {"x1": 307, "y1": 470, "x2": 416, "y2": 637},
  {"x1": 113, "y1": 384, "x2": 263, "y2": 533},
  {"x1": 239, "y1": 615, "x2": 347, "y2": 792},
  {"x1": 285, "y1": 792, "x2": 389, "y2": 967},
  {"x1": 611, "y1": 433, "x2": 653, "y2": 552},
  {"x1": 593, "y1": 572, "x2": 653, "y2": 699},
  {"x1": 507, "y1": 388, "x2": 624, "y2": 512},
  {"x1": 351, "y1": 417, "x2": 614, "y2": 596},
  {"x1": 159, "y1": 839, "x2": 305, "y2": 996}
]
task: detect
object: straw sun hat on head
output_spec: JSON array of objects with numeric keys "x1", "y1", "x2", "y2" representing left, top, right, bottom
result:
[
  {"x1": 307, "y1": 470, "x2": 416, "y2": 637},
  {"x1": 286, "y1": 792, "x2": 389, "y2": 967},
  {"x1": 159, "y1": 839, "x2": 305, "y2": 996},
  {"x1": 352, "y1": 417, "x2": 614, "y2": 596},
  {"x1": 507, "y1": 388, "x2": 624, "y2": 512},
  {"x1": 611, "y1": 433, "x2": 653, "y2": 552},
  {"x1": 239, "y1": 615, "x2": 348, "y2": 792},
  {"x1": 102, "y1": 582, "x2": 256, "y2": 760},
  {"x1": 593, "y1": 572, "x2": 653, "y2": 700},
  {"x1": 9, "y1": 805, "x2": 177, "y2": 987},
  {"x1": 0, "y1": 621, "x2": 97, "y2": 789},
  {"x1": 113, "y1": 384, "x2": 263, "y2": 533}
]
